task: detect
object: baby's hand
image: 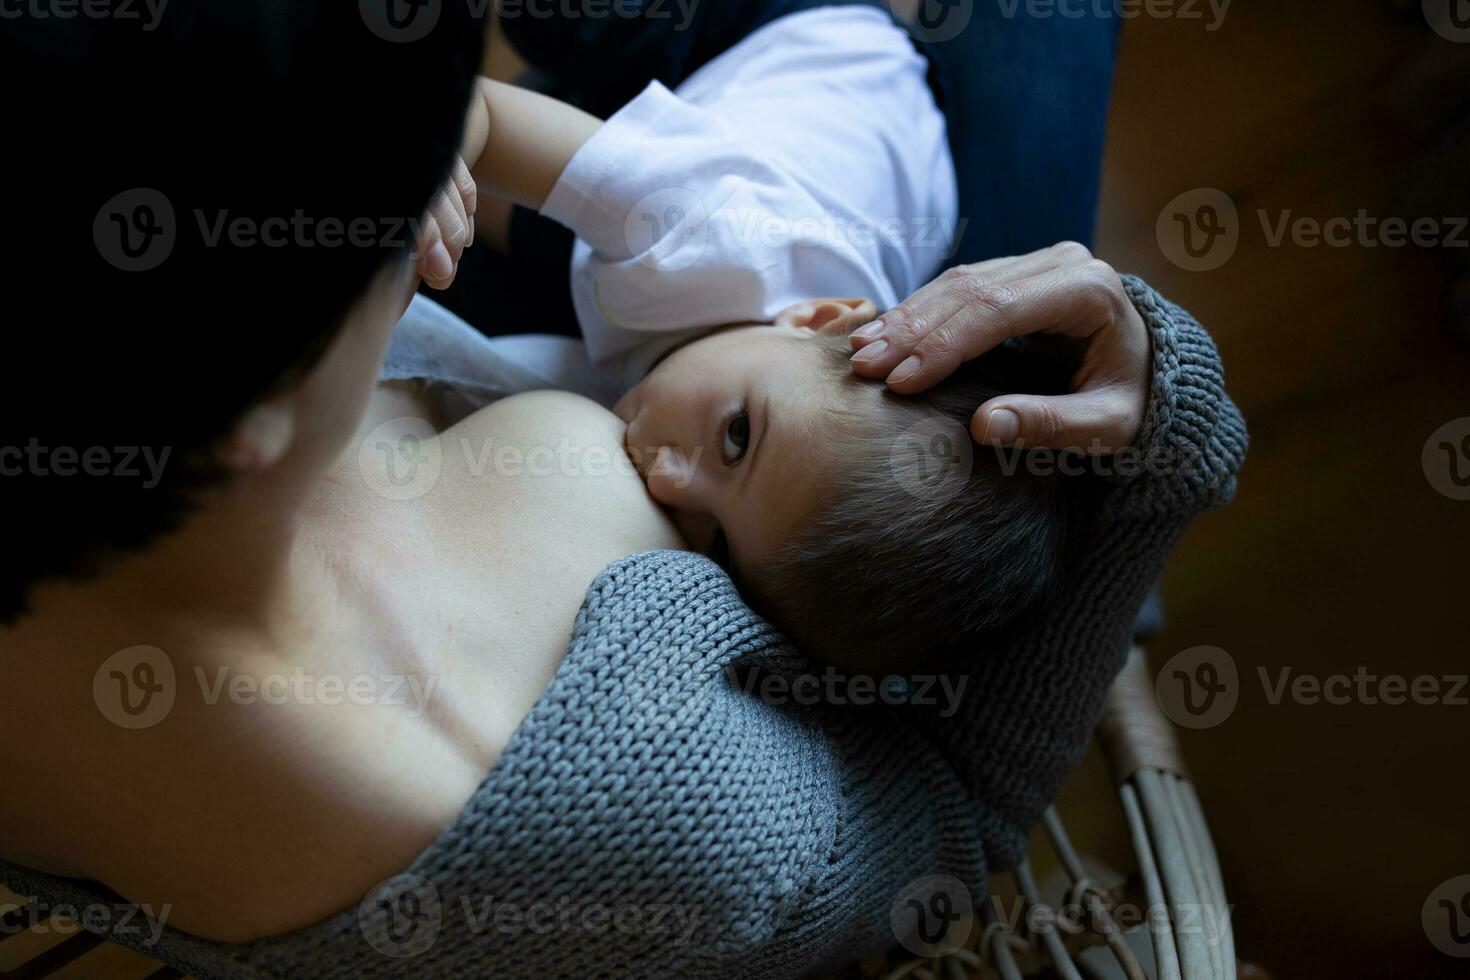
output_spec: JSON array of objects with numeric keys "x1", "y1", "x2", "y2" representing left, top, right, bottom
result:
[{"x1": 413, "y1": 154, "x2": 477, "y2": 290}]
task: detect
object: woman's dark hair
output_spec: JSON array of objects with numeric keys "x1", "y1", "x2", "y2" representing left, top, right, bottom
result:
[
  {"x1": 1, "y1": 1, "x2": 486, "y2": 621},
  {"x1": 750, "y1": 340, "x2": 1106, "y2": 674}
]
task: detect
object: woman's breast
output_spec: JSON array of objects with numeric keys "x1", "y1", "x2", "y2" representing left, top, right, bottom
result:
[{"x1": 355, "y1": 388, "x2": 685, "y2": 748}]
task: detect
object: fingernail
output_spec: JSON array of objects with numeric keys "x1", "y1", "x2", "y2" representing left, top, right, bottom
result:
[
  {"x1": 428, "y1": 241, "x2": 453, "y2": 280},
  {"x1": 984, "y1": 408, "x2": 1020, "y2": 445},
  {"x1": 849, "y1": 339, "x2": 888, "y2": 363},
  {"x1": 852, "y1": 319, "x2": 884, "y2": 340},
  {"x1": 887, "y1": 355, "x2": 921, "y2": 385}
]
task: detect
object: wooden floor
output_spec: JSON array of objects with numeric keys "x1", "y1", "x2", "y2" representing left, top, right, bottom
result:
[
  {"x1": 1086, "y1": 2, "x2": 1470, "y2": 978},
  {"x1": 5, "y1": 4, "x2": 1468, "y2": 980}
]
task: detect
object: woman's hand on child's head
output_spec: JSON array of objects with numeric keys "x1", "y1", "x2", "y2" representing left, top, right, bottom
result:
[
  {"x1": 847, "y1": 243, "x2": 1150, "y2": 454},
  {"x1": 413, "y1": 154, "x2": 477, "y2": 290}
]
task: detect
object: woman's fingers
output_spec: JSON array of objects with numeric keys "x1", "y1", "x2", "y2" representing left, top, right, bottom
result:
[
  {"x1": 849, "y1": 241, "x2": 1095, "y2": 365},
  {"x1": 884, "y1": 262, "x2": 1132, "y2": 393},
  {"x1": 972, "y1": 384, "x2": 1145, "y2": 454},
  {"x1": 850, "y1": 243, "x2": 1150, "y2": 453}
]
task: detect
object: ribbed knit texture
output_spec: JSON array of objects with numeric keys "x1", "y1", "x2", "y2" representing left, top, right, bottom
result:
[{"x1": 0, "y1": 277, "x2": 1245, "y2": 979}]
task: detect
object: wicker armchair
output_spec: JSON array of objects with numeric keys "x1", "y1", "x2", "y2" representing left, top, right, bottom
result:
[{"x1": 859, "y1": 647, "x2": 1237, "y2": 980}]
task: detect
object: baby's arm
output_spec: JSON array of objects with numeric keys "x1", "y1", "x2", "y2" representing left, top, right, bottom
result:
[{"x1": 459, "y1": 77, "x2": 601, "y2": 215}]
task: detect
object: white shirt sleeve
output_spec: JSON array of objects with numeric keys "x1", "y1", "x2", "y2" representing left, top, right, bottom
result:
[{"x1": 539, "y1": 6, "x2": 958, "y2": 388}]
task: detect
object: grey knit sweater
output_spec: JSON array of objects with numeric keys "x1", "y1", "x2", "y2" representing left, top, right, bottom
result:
[{"x1": 0, "y1": 277, "x2": 1246, "y2": 979}]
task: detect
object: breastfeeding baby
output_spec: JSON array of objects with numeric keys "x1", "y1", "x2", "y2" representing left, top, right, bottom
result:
[{"x1": 460, "y1": 6, "x2": 1104, "y2": 672}]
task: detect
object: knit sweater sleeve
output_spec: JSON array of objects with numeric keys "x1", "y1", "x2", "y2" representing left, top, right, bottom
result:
[
  {"x1": 1110, "y1": 275, "x2": 1248, "y2": 513},
  {"x1": 213, "y1": 549, "x2": 981, "y2": 980},
  {"x1": 901, "y1": 275, "x2": 1248, "y2": 869}
]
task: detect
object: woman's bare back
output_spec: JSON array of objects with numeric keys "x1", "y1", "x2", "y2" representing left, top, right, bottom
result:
[{"x1": 0, "y1": 384, "x2": 682, "y2": 941}]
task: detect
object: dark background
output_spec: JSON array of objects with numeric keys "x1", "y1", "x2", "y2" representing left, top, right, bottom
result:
[{"x1": 1075, "y1": 2, "x2": 1470, "y2": 977}]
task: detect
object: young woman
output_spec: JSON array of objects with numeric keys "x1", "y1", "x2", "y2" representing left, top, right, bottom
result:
[{"x1": 0, "y1": 2, "x2": 1242, "y2": 977}]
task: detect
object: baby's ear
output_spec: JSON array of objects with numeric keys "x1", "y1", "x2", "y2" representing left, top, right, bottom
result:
[{"x1": 773, "y1": 297, "x2": 878, "y2": 336}]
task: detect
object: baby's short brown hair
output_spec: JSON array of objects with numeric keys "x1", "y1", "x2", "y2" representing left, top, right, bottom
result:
[{"x1": 747, "y1": 339, "x2": 1104, "y2": 674}]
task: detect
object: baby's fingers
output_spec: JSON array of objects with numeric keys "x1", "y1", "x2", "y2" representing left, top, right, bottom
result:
[
  {"x1": 414, "y1": 213, "x2": 455, "y2": 288},
  {"x1": 450, "y1": 155, "x2": 477, "y2": 228}
]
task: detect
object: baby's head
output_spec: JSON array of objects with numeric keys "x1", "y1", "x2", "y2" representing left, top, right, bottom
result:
[{"x1": 615, "y1": 299, "x2": 1101, "y2": 673}]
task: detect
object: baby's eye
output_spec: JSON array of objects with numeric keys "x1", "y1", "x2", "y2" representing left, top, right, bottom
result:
[{"x1": 722, "y1": 412, "x2": 750, "y2": 464}]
